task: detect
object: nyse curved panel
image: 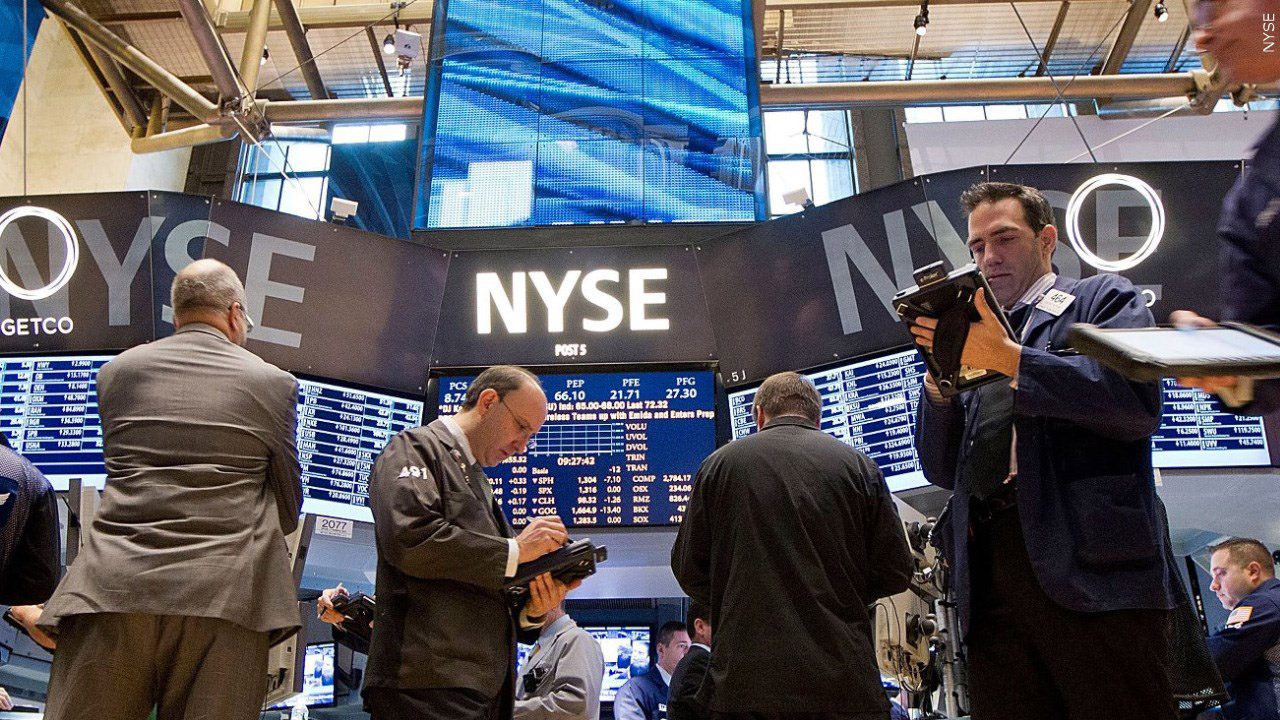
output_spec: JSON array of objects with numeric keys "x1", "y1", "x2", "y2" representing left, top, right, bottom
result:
[
  {"x1": 0, "y1": 192, "x2": 158, "y2": 353},
  {"x1": 696, "y1": 178, "x2": 941, "y2": 386},
  {"x1": 201, "y1": 199, "x2": 448, "y2": 394}
]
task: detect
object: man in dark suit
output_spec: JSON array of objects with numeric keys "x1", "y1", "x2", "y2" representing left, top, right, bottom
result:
[
  {"x1": 0, "y1": 431, "x2": 60, "y2": 607},
  {"x1": 39, "y1": 259, "x2": 303, "y2": 720},
  {"x1": 908, "y1": 182, "x2": 1178, "y2": 719},
  {"x1": 672, "y1": 371, "x2": 913, "y2": 720},
  {"x1": 668, "y1": 601, "x2": 711, "y2": 720},
  {"x1": 364, "y1": 365, "x2": 577, "y2": 720}
]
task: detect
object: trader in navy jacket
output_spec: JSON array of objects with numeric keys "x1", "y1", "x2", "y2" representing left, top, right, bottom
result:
[
  {"x1": 909, "y1": 182, "x2": 1177, "y2": 719},
  {"x1": 1207, "y1": 538, "x2": 1280, "y2": 720}
]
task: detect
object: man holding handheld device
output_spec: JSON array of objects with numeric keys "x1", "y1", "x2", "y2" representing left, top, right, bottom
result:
[
  {"x1": 364, "y1": 365, "x2": 581, "y2": 720},
  {"x1": 905, "y1": 182, "x2": 1177, "y2": 719},
  {"x1": 1168, "y1": 0, "x2": 1280, "y2": 414}
]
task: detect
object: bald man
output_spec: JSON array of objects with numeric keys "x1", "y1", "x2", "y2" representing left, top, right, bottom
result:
[{"x1": 39, "y1": 259, "x2": 303, "y2": 720}]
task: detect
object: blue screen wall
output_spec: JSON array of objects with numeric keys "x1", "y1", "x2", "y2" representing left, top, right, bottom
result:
[
  {"x1": 416, "y1": 0, "x2": 764, "y2": 228},
  {"x1": 0, "y1": 0, "x2": 42, "y2": 142}
]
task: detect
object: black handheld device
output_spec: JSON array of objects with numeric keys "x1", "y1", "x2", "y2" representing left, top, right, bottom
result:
[
  {"x1": 892, "y1": 261, "x2": 1018, "y2": 397},
  {"x1": 503, "y1": 539, "x2": 608, "y2": 603},
  {"x1": 329, "y1": 591, "x2": 376, "y2": 647}
]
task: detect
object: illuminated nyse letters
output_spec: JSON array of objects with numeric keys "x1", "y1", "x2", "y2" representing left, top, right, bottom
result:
[{"x1": 476, "y1": 268, "x2": 670, "y2": 335}]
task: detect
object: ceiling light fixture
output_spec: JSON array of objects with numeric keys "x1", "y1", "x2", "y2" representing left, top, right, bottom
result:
[
  {"x1": 260, "y1": 47, "x2": 269, "y2": 66},
  {"x1": 914, "y1": 0, "x2": 929, "y2": 36},
  {"x1": 383, "y1": 33, "x2": 396, "y2": 54},
  {"x1": 1154, "y1": 1, "x2": 1168, "y2": 21}
]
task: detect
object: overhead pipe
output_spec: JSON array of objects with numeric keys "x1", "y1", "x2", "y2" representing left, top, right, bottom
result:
[
  {"x1": 253, "y1": 73, "x2": 1203, "y2": 123},
  {"x1": 41, "y1": 0, "x2": 218, "y2": 121},
  {"x1": 131, "y1": 123, "x2": 238, "y2": 153},
  {"x1": 177, "y1": 0, "x2": 244, "y2": 103},
  {"x1": 238, "y1": 0, "x2": 273, "y2": 94},
  {"x1": 272, "y1": 0, "x2": 330, "y2": 100},
  {"x1": 216, "y1": 2, "x2": 431, "y2": 32},
  {"x1": 84, "y1": 42, "x2": 149, "y2": 129},
  {"x1": 760, "y1": 72, "x2": 1201, "y2": 105}
]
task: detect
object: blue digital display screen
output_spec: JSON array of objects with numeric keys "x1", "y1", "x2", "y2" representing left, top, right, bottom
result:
[
  {"x1": 0, "y1": 354, "x2": 424, "y2": 512},
  {"x1": 438, "y1": 370, "x2": 716, "y2": 526},
  {"x1": 417, "y1": 0, "x2": 764, "y2": 228},
  {"x1": 726, "y1": 348, "x2": 1271, "y2": 490}
]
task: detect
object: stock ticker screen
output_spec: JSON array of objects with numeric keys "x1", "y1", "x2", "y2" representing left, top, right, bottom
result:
[
  {"x1": 295, "y1": 378, "x2": 423, "y2": 523},
  {"x1": 438, "y1": 370, "x2": 716, "y2": 527},
  {"x1": 0, "y1": 354, "x2": 423, "y2": 516},
  {"x1": 726, "y1": 348, "x2": 1272, "y2": 490}
]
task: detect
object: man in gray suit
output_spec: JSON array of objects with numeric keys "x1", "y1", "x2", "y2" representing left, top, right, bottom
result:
[
  {"x1": 39, "y1": 259, "x2": 302, "y2": 720},
  {"x1": 515, "y1": 601, "x2": 605, "y2": 720},
  {"x1": 364, "y1": 365, "x2": 577, "y2": 720}
]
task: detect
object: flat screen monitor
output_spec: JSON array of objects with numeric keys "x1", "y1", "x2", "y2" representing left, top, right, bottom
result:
[
  {"x1": 1152, "y1": 378, "x2": 1269, "y2": 467},
  {"x1": 727, "y1": 349, "x2": 929, "y2": 492},
  {"x1": 296, "y1": 378, "x2": 424, "y2": 523},
  {"x1": 0, "y1": 354, "x2": 112, "y2": 490},
  {"x1": 437, "y1": 370, "x2": 716, "y2": 527},
  {"x1": 269, "y1": 642, "x2": 335, "y2": 709},
  {"x1": 587, "y1": 626, "x2": 652, "y2": 703},
  {"x1": 726, "y1": 349, "x2": 1272, "y2": 486}
]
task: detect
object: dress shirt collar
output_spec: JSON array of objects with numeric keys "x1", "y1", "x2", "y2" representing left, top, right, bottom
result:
[
  {"x1": 691, "y1": 643, "x2": 710, "y2": 652},
  {"x1": 657, "y1": 664, "x2": 673, "y2": 687},
  {"x1": 1011, "y1": 272, "x2": 1057, "y2": 310},
  {"x1": 439, "y1": 415, "x2": 477, "y2": 466},
  {"x1": 539, "y1": 613, "x2": 575, "y2": 642}
]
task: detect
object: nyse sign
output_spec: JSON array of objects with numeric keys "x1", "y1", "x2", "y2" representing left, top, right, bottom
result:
[
  {"x1": 438, "y1": 246, "x2": 715, "y2": 367},
  {"x1": 822, "y1": 186, "x2": 1167, "y2": 336},
  {"x1": 476, "y1": 268, "x2": 670, "y2": 335},
  {"x1": 0, "y1": 212, "x2": 313, "y2": 348}
]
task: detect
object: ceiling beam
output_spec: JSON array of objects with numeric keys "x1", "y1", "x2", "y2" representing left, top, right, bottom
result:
[
  {"x1": 41, "y1": 0, "x2": 218, "y2": 121},
  {"x1": 256, "y1": 72, "x2": 1203, "y2": 123},
  {"x1": 366, "y1": 27, "x2": 395, "y2": 98},
  {"x1": 1036, "y1": 1, "x2": 1070, "y2": 76},
  {"x1": 177, "y1": 0, "x2": 245, "y2": 103},
  {"x1": 273, "y1": 0, "x2": 330, "y2": 100},
  {"x1": 1100, "y1": 0, "x2": 1153, "y2": 76}
]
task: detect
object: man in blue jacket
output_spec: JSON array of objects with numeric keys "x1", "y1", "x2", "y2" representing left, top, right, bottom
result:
[
  {"x1": 1207, "y1": 538, "x2": 1280, "y2": 720},
  {"x1": 1168, "y1": 0, "x2": 1280, "y2": 413},
  {"x1": 909, "y1": 182, "x2": 1177, "y2": 719}
]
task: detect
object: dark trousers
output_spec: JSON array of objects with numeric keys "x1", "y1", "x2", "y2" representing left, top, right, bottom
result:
[
  {"x1": 967, "y1": 503, "x2": 1176, "y2": 720},
  {"x1": 43, "y1": 613, "x2": 270, "y2": 720},
  {"x1": 365, "y1": 687, "x2": 502, "y2": 720}
]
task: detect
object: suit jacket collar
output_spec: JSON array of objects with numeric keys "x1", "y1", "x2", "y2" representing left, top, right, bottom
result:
[
  {"x1": 1020, "y1": 273, "x2": 1081, "y2": 344},
  {"x1": 760, "y1": 416, "x2": 820, "y2": 432},
  {"x1": 174, "y1": 322, "x2": 230, "y2": 342}
]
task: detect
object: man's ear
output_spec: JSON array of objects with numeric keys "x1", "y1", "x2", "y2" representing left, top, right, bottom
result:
[{"x1": 1040, "y1": 224, "x2": 1058, "y2": 259}]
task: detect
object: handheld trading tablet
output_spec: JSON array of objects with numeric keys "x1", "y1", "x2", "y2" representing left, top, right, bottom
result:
[
  {"x1": 504, "y1": 539, "x2": 608, "y2": 603},
  {"x1": 1067, "y1": 323, "x2": 1280, "y2": 382},
  {"x1": 893, "y1": 262, "x2": 1019, "y2": 397}
]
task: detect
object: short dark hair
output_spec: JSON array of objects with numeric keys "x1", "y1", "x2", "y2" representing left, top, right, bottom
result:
[
  {"x1": 960, "y1": 181, "x2": 1055, "y2": 235},
  {"x1": 460, "y1": 365, "x2": 540, "y2": 410},
  {"x1": 1212, "y1": 538, "x2": 1277, "y2": 575},
  {"x1": 687, "y1": 600, "x2": 711, "y2": 629},
  {"x1": 656, "y1": 620, "x2": 688, "y2": 647},
  {"x1": 753, "y1": 372, "x2": 821, "y2": 425}
]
